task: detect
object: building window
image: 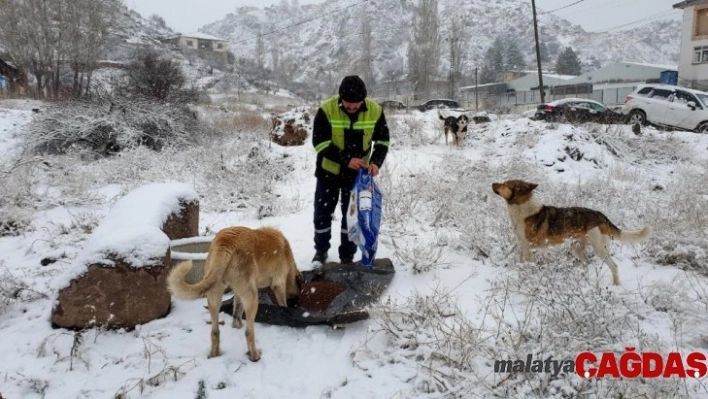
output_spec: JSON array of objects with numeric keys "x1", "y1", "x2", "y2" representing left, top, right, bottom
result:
[
  {"x1": 217, "y1": 43, "x2": 223, "y2": 49},
  {"x1": 694, "y1": 7, "x2": 708, "y2": 38},
  {"x1": 694, "y1": 46, "x2": 708, "y2": 63},
  {"x1": 186, "y1": 40, "x2": 193, "y2": 46}
]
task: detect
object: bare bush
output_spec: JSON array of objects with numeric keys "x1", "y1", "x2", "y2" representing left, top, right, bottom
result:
[
  {"x1": 391, "y1": 233, "x2": 449, "y2": 274},
  {"x1": 387, "y1": 115, "x2": 430, "y2": 147},
  {"x1": 376, "y1": 163, "x2": 427, "y2": 232},
  {"x1": 0, "y1": 264, "x2": 48, "y2": 312},
  {"x1": 470, "y1": 260, "x2": 691, "y2": 398},
  {"x1": 212, "y1": 109, "x2": 271, "y2": 133},
  {"x1": 353, "y1": 285, "x2": 480, "y2": 396},
  {"x1": 640, "y1": 168, "x2": 708, "y2": 276},
  {"x1": 24, "y1": 93, "x2": 205, "y2": 156},
  {"x1": 116, "y1": 48, "x2": 206, "y2": 104}
]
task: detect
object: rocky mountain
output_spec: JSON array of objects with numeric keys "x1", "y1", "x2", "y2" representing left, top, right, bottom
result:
[
  {"x1": 104, "y1": 7, "x2": 177, "y2": 61},
  {"x1": 192, "y1": 0, "x2": 679, "y2": 86},
  {"x1": 107, "y1": 0, "x2": 679, "y2": 98}
]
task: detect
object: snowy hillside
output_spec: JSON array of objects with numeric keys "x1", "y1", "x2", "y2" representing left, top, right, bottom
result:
[
  {"x1": 1, "y1": 96, "x2": 707, "y2": 397},
  {"x1": 194, "y1": 0, "x2": 679, "y2": 85}
]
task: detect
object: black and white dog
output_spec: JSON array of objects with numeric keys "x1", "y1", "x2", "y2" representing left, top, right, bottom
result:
[{"x1": 438, "y1": 109, "x2": 470, "y2": 147}]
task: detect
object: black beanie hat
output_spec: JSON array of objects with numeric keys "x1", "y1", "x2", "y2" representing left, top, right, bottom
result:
[{"x1": 339, "y1": 75, "x2": 367, "y2": 102}]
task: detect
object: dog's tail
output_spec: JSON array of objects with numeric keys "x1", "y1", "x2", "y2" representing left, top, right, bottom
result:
[
  {"x1": 616, "y1": 225, "x2": 653, "y2": 244},
  {"x1": 438, "y1": 109, "x2": 445, "y2": 120},
  {"x1": 167, "y1": 252, "x2": 230, "y2": 300}
]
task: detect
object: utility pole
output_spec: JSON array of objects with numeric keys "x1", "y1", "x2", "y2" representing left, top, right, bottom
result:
[
  {"x1": 531, "y1": 0, "x2": 545, "y2": 103},
  {"x1": 475, "y1": 67, "x2": 479, "y2": 112},
  {"x1": 446, "y1": 37, "x2": 460, "y2": 99}
]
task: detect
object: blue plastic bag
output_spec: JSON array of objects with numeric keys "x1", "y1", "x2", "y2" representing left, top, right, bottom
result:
[{"x1": 347, "y1": 169, "x2": 383, "y2": 268}]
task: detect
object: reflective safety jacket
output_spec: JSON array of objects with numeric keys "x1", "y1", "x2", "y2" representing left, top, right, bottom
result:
[{"x1": 312, "y1": 95, "x2": 390, "y2": 183}]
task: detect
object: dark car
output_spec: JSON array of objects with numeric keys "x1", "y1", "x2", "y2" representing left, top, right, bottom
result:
[
  {"x1": 534, "y1": 98, "x2": 626, "y2": 124},
  {"x1": 379, "y1": 100, "x2": 407, "y2": 110},
  {"x1": 417, "y1": 99, "x2": 461, "y2": 112}
]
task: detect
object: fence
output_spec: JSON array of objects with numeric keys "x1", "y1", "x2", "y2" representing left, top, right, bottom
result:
[{"x1": 459, "y1": 85, "x2": 639, "y2": 114}]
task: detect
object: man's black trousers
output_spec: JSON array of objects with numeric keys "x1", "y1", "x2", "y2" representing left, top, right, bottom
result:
[{"x1": 313, "y1": 178, "x2": 357, "y2": 261}]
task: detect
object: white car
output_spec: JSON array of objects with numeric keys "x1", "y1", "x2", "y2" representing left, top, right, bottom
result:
[{"x1": 622, "y1": 84, "x2": 708, "y2": 133}]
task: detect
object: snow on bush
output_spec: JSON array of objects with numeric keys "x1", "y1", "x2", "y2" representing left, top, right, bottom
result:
[
  {"x1": 353, "y1": 286, "x2": 479, "y2": 396},
  {"x1": 24, "y1": 94, "x2": 204, "y2": 156}
]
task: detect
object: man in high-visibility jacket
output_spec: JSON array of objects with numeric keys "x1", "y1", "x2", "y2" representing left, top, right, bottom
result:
[{"x1": 311, "y1": 75, "x2": 390, "y2": 265}]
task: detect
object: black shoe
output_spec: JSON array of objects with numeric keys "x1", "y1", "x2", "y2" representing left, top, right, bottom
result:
[
  {"x1": 340, "y1": 257, "x2": 354, "y2": 264},
  {"x1": 312, "y1": 251, "x2": 328, "y2": 264}
]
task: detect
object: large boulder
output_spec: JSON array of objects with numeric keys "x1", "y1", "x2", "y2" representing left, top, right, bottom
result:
[
  {"x1": 270, "y1": 107, "x2": 311, "y2": 146},
  {"x1": 51, "y1": 183, "x2": 200, "y2": 330},
  {"x1": 162, "y1": 200, "x2": 199, "y2": 240},
  {"x1": 51, "y1": 253, "x2": 171, "y2": 330}
]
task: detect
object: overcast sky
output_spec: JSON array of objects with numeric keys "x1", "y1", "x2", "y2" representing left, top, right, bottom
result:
[
  {"x1": 536, "y1": 0, "x2": 681, "y2": 32},
  {"x1": 126, "y1": 0, "x2": 681, "y2": 35}
]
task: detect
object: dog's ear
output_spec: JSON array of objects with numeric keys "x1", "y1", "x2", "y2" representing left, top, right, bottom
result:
[{"x1": 517, "y1": 182, "x2": 538, "y2": 194}]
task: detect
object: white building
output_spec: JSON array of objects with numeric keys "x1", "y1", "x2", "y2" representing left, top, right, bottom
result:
[
  {"x1": 506, "y1": 72, "x2": 576, "y2": 91},
  {"x1": 164, "y1": 32, "x2": 229, "y2": 53},
  {"x1": 673, "y1": 0, "x2": 708, "y2": 90},
  {"x1": 562, "y1": 61, "x2": 677, "y2": 88}
]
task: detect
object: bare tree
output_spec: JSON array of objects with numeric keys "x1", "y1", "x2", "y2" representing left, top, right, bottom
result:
[
  {"x1": 0, "y1": 0, "x2": 119, "y2": 98},
  {"x1": 65, "y1": 0, "x2": 120, "y2": 96},
  {"x1": 255, "y1": 31, "x2": 266, "y2": 71},
  {"x1": 148, "y1": 14, "x2": 168, "y2": 31},
  {"x1": 407, "y1": 0, "x2": 440, "y2": 99},
  {"x1": 121, "y1": 48, "x2": 186, "y2": 101},
  {"x1": 0, "y1": 0, "x2": 63, "y2": 97},
  {"x1": 360, "y1": 18, "x2": 374, "y2": 86},
  {"x1": 270, "y1": 39, "x2": 281, "y2": 83}
]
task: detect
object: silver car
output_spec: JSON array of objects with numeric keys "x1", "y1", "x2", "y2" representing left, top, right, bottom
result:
[{"x1": 622, "y1": 84, "x2": 708, "y2": 133}]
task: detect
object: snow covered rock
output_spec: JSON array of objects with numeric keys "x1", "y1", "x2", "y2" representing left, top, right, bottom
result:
[
  {"x1": 51, "y1": 183, "x2": 199, "y2": 330},
  {"x1": 270, "y1": 107, "x2": 311, "y2": 146}
]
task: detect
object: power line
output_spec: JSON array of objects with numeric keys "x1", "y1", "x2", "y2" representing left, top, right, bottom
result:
[
  {"x1": 549, "y1": 0, "x2": 636, "y2": 18},
  {"x1": 595, "y1": 10, "x2": 681, "y2": 32},
  {"x1": 229, "y1": 0, "x2": 371, "y2": 45},
  {"x1": 540, "y1": 0, "x2": 586, "y2": 14}
]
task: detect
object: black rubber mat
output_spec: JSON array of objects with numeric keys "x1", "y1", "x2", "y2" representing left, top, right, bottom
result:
[{"x1": 219, "y1": 258, "x2": 395, "y2": 327}]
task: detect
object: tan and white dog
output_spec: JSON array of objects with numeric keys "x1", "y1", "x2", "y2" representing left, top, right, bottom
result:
[
  {"x1": 491, "y1": 180, "x2": 652, "y2": 285},
  {"x1": 167, "y1": 226, "x2": 302, "y2": 362}
]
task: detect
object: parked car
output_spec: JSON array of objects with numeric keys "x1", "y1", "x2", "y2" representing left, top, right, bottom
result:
[
  {"x1": 417, "y1": 99, "x2": 461, "y2": 112},
  {"x1": 622, "y1": 84, "x2": 708, "y2": 133},
  {"x1": 534, "y1": 98, "x2": 626, "y2": 124},
  {"x1": 379, "y1": 100, "x2": 407, "y2": 110}
]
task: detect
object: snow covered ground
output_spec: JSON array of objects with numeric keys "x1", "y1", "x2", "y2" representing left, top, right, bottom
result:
[{"x1": 1, "y1": 98, "x2": 707, "y2": 398}]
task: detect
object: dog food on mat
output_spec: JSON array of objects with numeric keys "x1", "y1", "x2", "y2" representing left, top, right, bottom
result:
[
  {"x1": 221, "y1": 258, "x2": 395, "y2": 327},
  {"x1": 298, "y1": 280, "x2": 347, "y2": 312},
  {"x1": 264, "y1": 280, "x2": 347, "y2": 312}
]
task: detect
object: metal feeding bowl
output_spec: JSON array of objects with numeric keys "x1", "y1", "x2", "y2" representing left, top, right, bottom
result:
[{"x1": 169, "y1": 236, "x2": 214, "y2": 284}]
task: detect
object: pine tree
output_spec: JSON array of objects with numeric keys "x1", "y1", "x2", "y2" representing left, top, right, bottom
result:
[
  {"x1": 555, "y1": 47, "x2": 582, "y2": 75},
  {"x1": 538, "y1": 41, "x2": 549, "y2": 64},
  {"x1": 505, "y1": 41, "x2": 526, "y2": 71},
  {"x1": 479, "y1": 38, "x2": 504, "y2": 83}
]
